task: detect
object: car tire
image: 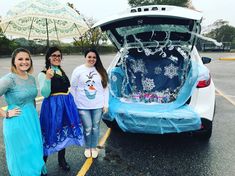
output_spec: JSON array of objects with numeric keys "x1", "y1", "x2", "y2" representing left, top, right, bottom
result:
[
  {"x1": 102, "y1": 119, "x2": 121, "y2": 131},
  {"x1": 197, "y1": 118, "x2": 213, "y2": 140},
  {"x1": 197, "y1": 100, "x2": 216, "y2": 141}
]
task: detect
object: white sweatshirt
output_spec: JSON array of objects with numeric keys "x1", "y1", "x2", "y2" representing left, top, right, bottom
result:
[{"x1": 70, "y1": 64, "x2": 109, "y2": 109}]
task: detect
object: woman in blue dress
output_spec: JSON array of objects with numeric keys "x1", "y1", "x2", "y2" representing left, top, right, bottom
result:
[
  {"x1": 0, "y1": 48, "x2": 47, "y2": 176},
  {"x1": 38, "y1": 46, "x2": 84, "y2": 171}
]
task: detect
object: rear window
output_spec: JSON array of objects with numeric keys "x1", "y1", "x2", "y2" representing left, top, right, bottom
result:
[
  {"x1": 102, "y1": 16, "x2": 198, "y2": 48},
  {"x1": 117, "y1": 24, "x2": 192, "y2": 43}
]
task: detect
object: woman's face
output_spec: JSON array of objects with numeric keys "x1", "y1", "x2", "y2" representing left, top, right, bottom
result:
[
  {"x1": 14, "y1": 52, "x2": 31, "y2": 73},
  {"x1": 49, "y1": 50, "x2": 61, "y2": 66},
  {"x1": 85, "y1": 52, "x2": 97, "y2": 67}
]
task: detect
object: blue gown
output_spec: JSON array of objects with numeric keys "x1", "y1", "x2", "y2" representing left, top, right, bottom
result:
[
  {"x1": 38, "y1": 68, "x2": 84, "y2": 156},
  {"x1": 0, "y1": 73, "x2": 46, "y2": 176}
]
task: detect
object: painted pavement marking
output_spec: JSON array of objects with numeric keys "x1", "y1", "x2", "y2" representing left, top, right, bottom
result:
[
  {"x1": 216, "y1": 88, "x2": 235, "y2": 106},
  {"x1": 77, "y1": 128, "x2": 112, "y2": 176}
]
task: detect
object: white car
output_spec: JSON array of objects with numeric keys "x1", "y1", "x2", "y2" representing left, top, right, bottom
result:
[{"x1": 93, "y1": 5, "x2": 216, "y2": 139}]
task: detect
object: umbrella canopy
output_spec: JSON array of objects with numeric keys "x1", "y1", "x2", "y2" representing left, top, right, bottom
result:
[{"x1": 0, "y1": 0, "x2": 89, "y2": 46}]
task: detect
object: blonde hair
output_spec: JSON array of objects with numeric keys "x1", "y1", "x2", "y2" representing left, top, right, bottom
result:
[{"x1": 11, "y1": 48, "x2": 33, "y2": 74}]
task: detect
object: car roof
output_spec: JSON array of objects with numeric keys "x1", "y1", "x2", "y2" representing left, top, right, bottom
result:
[{"x1": 93, "y1": 5, "x2": 202, "y2": 28}]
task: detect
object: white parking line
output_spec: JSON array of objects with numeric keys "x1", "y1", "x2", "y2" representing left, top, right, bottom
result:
[{"x1": 216, "y1": 88, "x2": 235, "y2": 106}]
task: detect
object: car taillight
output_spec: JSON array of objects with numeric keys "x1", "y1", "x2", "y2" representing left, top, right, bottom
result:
[{"x1": 197, "y1": 74, "x2": 211, "y2": 88}]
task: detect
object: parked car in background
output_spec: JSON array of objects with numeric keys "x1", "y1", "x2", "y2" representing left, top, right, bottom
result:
[
  {"x1": 93, "y1": 5, "x2": 216, "y2": 140},
  {"x1": 201, "y1": 42, "x2": 231, "y2": 52}
]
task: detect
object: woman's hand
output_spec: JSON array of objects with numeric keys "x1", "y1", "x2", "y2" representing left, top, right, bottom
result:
[
  {"x1": 6, "y1": 108, "x2": 21, "y2": 118},
  {"x1": 103, "y1": 107, "x2": 108, "y2": 114},
  {"x1": 46, "y1": 68, "x2": 54, "y2": 79}
]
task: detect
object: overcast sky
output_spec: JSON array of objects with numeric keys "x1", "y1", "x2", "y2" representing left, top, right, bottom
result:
[{"x1": 0, "y1": 0, "x2": 234, "y2": 27}]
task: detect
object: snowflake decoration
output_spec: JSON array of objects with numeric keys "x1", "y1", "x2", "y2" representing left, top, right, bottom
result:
[
  {"x1": 168, "y1": 55, "x2": 178, "y2": 63},
  {"x1": 154, "y1": 66, "x2": 162, "y2": 74},
  {"x1": 142, "y1": 78, "x2": 155, "y2": 91},
  {"x1": 130, "y1": 59, "x2": 146, "y2": 73},
  {"x1": 164, "y1": 63, "x2": 178, "y2": 79},
  {"x1": 112, "y1": 75, "x2": 117, "y2": 82}
]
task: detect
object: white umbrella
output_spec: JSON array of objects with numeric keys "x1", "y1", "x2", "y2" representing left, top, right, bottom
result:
[{"x1": 0, "y1": 0, "x2": 89, "y2": 47}]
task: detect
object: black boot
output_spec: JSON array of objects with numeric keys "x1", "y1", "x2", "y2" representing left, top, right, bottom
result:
[
  {"x1": 58, "y1": 149, "x2": 70, "y2": 171},
  {"x1": 41, "y1": 156, "x2": 48, "y2": 175},
  {"x1": 43, "y1": 156, "x2": 48, "y2": 163}
]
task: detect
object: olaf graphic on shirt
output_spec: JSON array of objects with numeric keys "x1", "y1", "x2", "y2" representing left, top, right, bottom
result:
[{"x1": 84, "y1": 71, "x2": 97, "y2": 99}]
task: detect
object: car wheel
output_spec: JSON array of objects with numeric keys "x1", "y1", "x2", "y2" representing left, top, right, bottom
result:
[
  {"x1": 197, "y1": 118, "x2": 213, "y2": 140},
  {"x1": 197, "y1": 100, "x2": 216, "y2": 140},
  {"x1": 102, "y1": 119, "x2": 120, "y2": 131}
]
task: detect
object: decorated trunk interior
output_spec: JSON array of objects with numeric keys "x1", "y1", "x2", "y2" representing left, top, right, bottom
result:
[{"x1": 110, "y1": 46, "x2": 191, "y2": 104}]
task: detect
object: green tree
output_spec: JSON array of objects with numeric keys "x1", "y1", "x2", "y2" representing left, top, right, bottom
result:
[
  {"x1": 0, "y1": 18, "x2": 19, "y2": 55},
  {"x1": 128, "y1": 0, "x2": 192, "y2": 7},
  {"x1": 197, "y1": 21, "x2": 235, "y2": 50},
  {"x1": 0, "y1": 19, "x2": 3, "y2": 38},
  {"x1": 211, "y1": 19, "x2": 229, "y2": 28},
  {"x1": 206, "y1": 24, "x2": 235, "y2": 43},
  {"x1": 0, "y1": 35, "x2": 17, "y2": 55}
]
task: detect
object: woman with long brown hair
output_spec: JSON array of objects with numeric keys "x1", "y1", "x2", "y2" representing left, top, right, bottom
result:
[{"x1": 71, "y1": 48, "x2": 108, "y2": 158}]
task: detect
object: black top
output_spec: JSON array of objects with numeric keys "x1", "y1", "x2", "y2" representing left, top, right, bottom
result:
[{"x1": 42, "y1": 68, "x2": 70, "y2": 94}]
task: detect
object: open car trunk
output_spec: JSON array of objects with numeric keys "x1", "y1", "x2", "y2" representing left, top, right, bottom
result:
[
  {"x1": 93, "y1": 5, "x2": 203, "y2": 103},
  {"x1": 106, "y1": 46, "x2": 202, "y2": 134},
  {"x1": 94, "y1": 5, "x2": 204, "y2": 134}
]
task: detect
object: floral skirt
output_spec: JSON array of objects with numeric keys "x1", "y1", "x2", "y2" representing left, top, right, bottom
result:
[{"x1": 40, "y1": 93, "x2": 84, "y2": 156}]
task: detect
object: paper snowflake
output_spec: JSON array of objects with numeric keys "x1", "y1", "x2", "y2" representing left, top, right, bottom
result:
[
  {"x1": 142, "y1": 78, "x2": 155, "y2": 91},
  {"x1": 164, "y1": 63, "x2": 178, "y2": 79},
  {"x1": 130, "y1": 59, "x2": 146, "y2": 73}
]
